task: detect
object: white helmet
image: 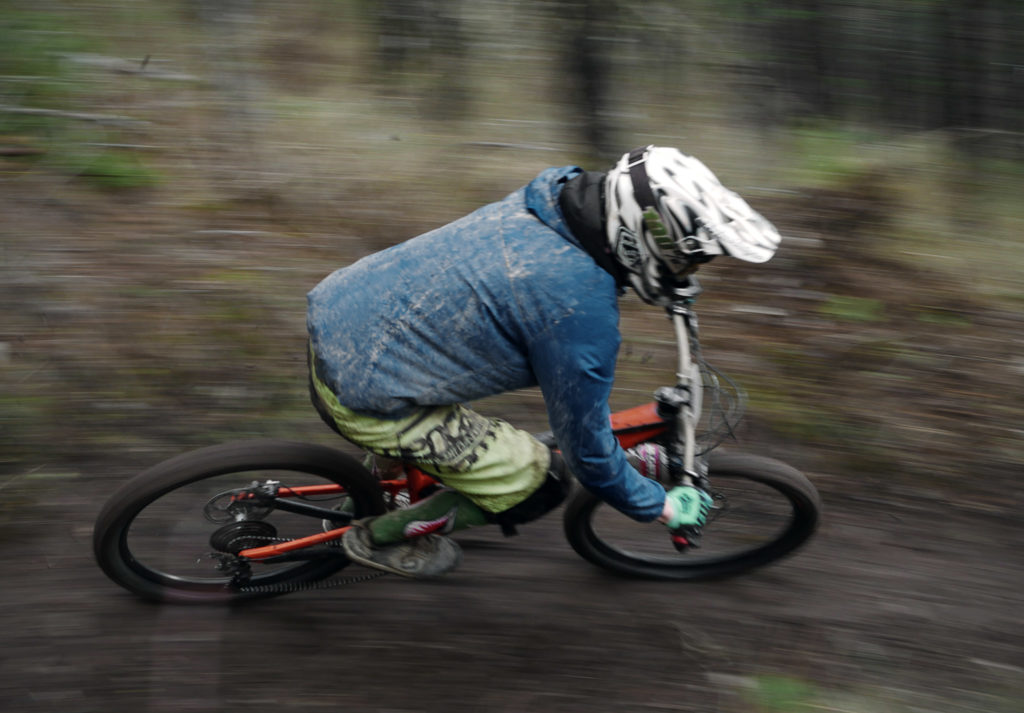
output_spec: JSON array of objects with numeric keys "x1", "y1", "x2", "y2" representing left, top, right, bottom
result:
[{"x1": 605, "y1": 146, "x2": 781, "y2": 305}]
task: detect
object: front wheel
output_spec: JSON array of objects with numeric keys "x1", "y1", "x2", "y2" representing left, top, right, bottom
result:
[
  {"x1": 94, "y1": 440, "x2": 387, "y2": 603},
  {"x1": 563, "y1": 451, "x2": 820, "y2": 580}
]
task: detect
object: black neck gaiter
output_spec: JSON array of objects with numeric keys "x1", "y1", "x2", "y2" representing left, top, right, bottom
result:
[{"x1": 558, "y1": 170, "x2": 625, "y2": 285}]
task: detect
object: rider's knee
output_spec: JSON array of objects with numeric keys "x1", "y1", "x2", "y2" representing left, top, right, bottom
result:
[{"x1": 487, "y1": 451, "x2": 573, "y2": 535}]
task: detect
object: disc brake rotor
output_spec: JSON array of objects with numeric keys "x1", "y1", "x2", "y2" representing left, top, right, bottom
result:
[{"x1": 204, "y1": 488, "x2": 273, "y2": 524}]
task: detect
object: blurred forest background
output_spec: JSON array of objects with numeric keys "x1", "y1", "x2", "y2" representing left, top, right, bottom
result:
[
  {"x1": 1, "y1": 0, "x2": 1022, "y2": 503},
  {"x1": 2, "y1": 3, "x2": 1023, "y2": 712}
]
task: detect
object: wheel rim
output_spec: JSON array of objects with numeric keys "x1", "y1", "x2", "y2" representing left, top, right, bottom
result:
[
  {"x1": 117, "y1": 467, "x2": 358, "y2": 592},
  {"x1": 582, "y1": 472, "x2": 812, "y2": 573}
]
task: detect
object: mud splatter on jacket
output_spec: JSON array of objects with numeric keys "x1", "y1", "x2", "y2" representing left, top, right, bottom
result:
[{"x1": 307, "y1": 166, "x2": 666, "y2": 521}]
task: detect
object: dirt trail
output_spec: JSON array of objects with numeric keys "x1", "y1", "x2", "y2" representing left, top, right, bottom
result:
[{"x1": 1, "y1": 471, "x2": 1020, "y2": 712}]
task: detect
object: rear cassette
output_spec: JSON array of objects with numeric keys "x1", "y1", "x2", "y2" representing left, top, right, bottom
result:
[{"x1": 210, "y1": 521, "x2": 278, "y2": 554}]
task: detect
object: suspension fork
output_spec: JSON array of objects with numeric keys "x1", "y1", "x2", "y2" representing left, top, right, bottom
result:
[
  {"x1": 656, "y1": 301, "x2": 707, "y2": 488},
  {"x1": 658, "y1": 287, "x2": 712, "y2": 551},
  {"x1": 673, "y1": 304, "x2": 701, "y2": 481}
]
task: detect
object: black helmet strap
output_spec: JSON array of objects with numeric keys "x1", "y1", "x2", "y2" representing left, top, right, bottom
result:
[
  {"x1": 625, "y1": 146, "x2": 713, "y2": 278},
  {"x1": 626, "y1": 146, "x2": 657, "y2": 211}
]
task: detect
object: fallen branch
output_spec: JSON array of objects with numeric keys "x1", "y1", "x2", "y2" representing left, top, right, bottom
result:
[
  {"x1": 0, "y1": 145, "x2": 45, "y2": 157},
  {"x1": 60, "y1": 53, "x2": 198, "y2": 82},
  {"x1": 0, "y1": 105, "x2": 149, "y2": 127}
]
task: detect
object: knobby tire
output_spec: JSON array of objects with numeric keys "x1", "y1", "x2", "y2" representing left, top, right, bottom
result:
[{"x1": 562, "y1": 451, "x2": 820, "y2": 581}]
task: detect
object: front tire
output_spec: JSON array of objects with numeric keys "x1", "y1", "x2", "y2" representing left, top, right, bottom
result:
[
  {"x1": 93, "y1": 440, "x2": 387, "y2": 603},
  {"x1": 563, "y1": 451, "x2": 820, "y2": 580}
]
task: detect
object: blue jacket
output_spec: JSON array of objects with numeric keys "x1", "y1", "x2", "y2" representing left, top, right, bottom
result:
[{"x1": 307, "y1": 166, "x2": 666, "y2": 521}]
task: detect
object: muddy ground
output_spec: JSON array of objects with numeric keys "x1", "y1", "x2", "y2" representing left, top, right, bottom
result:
[
  {"x1": 1, "y1": 177, "x2": 1022, "y2": 712},
  {"x1": 2, "y1": 474, "x2": 1021, "y2": 712}
]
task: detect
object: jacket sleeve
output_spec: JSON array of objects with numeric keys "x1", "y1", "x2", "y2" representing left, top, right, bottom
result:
[{"x1": 528, "y1": 312, "x2": 666, "y2": 521}]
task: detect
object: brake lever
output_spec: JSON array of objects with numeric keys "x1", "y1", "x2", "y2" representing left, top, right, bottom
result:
[{"x1": 670, "y1": 524, "x2": 703, "y2": 551}]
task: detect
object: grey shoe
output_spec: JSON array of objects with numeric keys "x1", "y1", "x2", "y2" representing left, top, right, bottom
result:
[{"x1": 341, "y1": 525, "x2": 462, "y2": 579}]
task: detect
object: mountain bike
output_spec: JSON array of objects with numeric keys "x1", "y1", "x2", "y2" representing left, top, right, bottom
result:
[{"x1": 93, "y1": 278, "x2": 821, "y2": 603}]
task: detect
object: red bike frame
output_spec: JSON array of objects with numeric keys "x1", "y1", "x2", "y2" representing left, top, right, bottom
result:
[{"x1": 235, "y1": 402, "x2": 670, "y2": 562}]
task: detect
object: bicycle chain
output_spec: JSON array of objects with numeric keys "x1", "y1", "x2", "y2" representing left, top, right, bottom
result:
[
  {"x1": 238, "y1": 568, "x2": 388, "y2": 594},
  {"x1": 220, "y1": 534, "x2": 390, "y2": 594}
]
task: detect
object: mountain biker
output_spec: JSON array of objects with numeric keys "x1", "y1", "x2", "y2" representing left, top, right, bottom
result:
[{"x1": 307, "y1": 145, "x2": 781, "y2": 578}]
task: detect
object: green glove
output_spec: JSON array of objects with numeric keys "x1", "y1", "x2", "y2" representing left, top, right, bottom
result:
[{"x1": 663, "y1": 485, "x2": 713, "y2": 529}]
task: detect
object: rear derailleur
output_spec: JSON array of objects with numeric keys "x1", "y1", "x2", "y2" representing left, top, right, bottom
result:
[{"x1": 205, "y1": 551, "x2": 253, "y2": 588}]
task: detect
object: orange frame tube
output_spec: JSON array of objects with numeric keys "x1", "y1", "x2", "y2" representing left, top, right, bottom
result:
[
  {"x1": 610, "y1": 402, "x2": 669, "y2": 448},
  {"x1": 238, "y1": 527, "x2": 351, "y2": 560}
]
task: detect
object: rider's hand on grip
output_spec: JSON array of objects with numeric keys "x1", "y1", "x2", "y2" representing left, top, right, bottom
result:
[
  {"x1": 662, "y1": 485, "x2": 712, "y2": 552},
  {"x1": 661, "y1": 485, "x2": 712, "y2": 529}
]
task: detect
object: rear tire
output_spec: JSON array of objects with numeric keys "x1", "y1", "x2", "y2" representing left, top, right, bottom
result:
[
  {"x1": 563, "y1": 451, "x2": 820, "y2": 580},
  {"x1": 93, "y1": 440, "x2": 387, "y2": 603}
]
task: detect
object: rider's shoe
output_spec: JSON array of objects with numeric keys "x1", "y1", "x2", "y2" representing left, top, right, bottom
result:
[
  {"x1": 342, "y1": 525, "x2": 462, "y2": 579},
  {"x1": 340, "y1": 487, "x2": 488, "y2": 579}
]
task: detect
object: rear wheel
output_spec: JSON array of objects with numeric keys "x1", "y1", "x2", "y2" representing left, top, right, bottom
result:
[
  {"x1": 93, "y1": 440, "x2": 387, "y2": 603},
  {"x1": 563, "y1": 451, "x2": 820, "y2": 580}
]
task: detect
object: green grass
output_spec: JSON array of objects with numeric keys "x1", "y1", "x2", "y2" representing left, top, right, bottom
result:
[
  {"x1": 746, "y1": 675, "x2": 819, "y2": 712},
  {"x1": 746, "y1": 380, "x2": 832, "y2": 436},
  {"x1": 0, "y1": 8, "x2": 166, "y2": 190},
  {"x1": 67, "y1": 149, "x2": 161, "y2": 189},
  {"x1": 783, "y1": 123, "x2": 886, "y2": 187},
  {"x1": 740, "y1": 674, "x2": 1024, "y2": 713},
  {"x1": 0, "y1": 12, "x2": 96, "y2": 102},
  {"x1": 913, "y1": 307, "x2": 972, "y2": 327},
  {"x1": 818, "y1": 295, "x2": 887, "y2": 323}
]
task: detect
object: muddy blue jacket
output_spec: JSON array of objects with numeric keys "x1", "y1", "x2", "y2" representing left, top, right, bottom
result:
[{"x1": 307, "y1": 166, "x2": 666, "y2": 521}]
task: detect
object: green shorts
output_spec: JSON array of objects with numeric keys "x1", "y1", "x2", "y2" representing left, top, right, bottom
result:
[{"x1": 309, "y1": 347, "x2": 549, "y2": 514}]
